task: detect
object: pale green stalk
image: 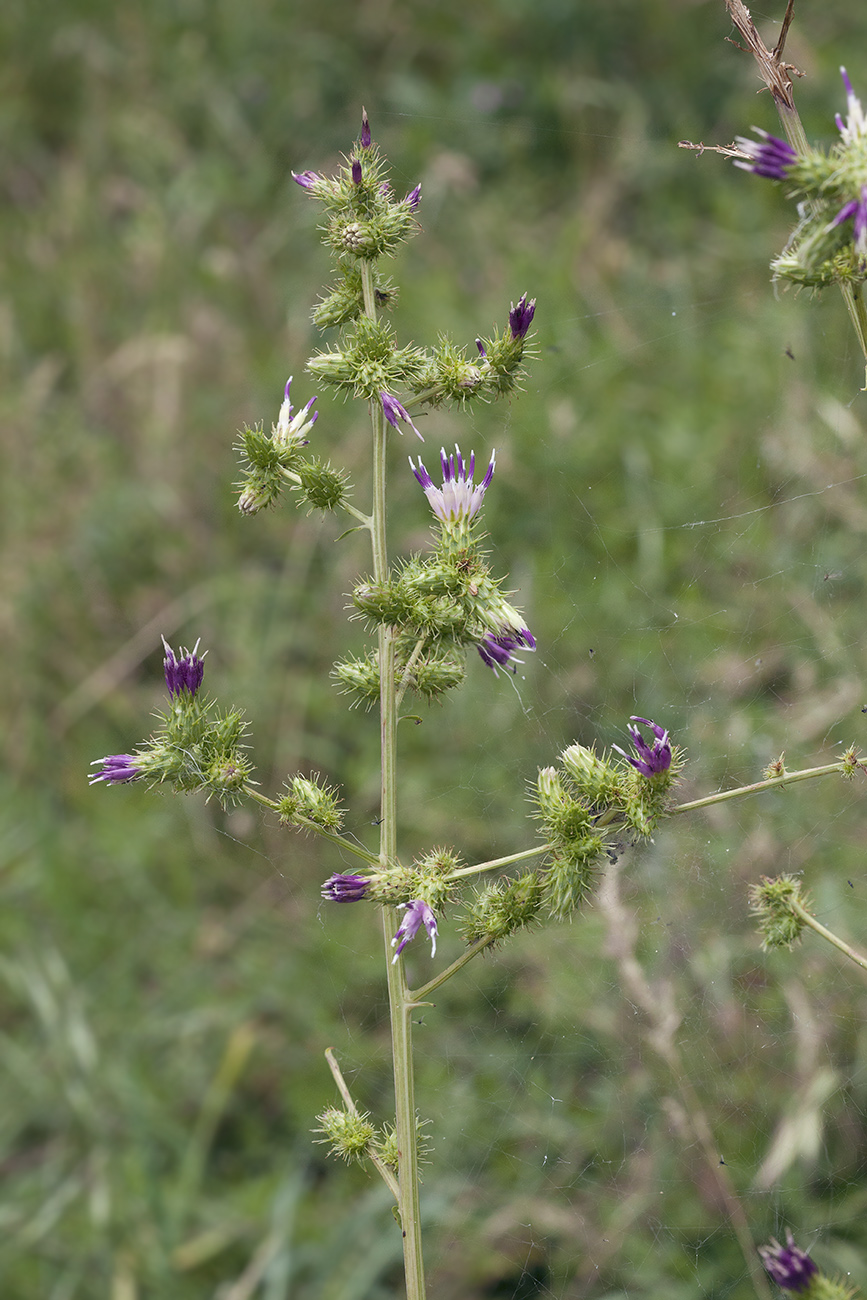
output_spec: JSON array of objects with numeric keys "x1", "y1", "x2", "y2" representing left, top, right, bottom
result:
[
  {"x1": 670, "y1": 759, "x2": 861, "y2": 816},
  {"x1": 791, "y1": 899, "x2": 867, "y2": 975},
  {"x1": 360, "y1": 258, "x2": 428, "y2": 1300}
]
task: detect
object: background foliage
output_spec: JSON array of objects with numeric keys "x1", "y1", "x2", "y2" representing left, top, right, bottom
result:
[{"x1": 3, "y1": 0, "x2": 867, "y2": 1296}]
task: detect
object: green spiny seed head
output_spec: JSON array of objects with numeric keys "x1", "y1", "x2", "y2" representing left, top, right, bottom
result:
[
  {"x1": 841, "y1": 745, "x2": 861, "y2": 778},
  {"x1": 332, "y1": 653, "x2": 381, "y2": 708},
  {"x1": 307, "y1": 317, "x2": 429, "y2": 401},
  {"x1": 401, "y1": 648, "x2": 466, "y2": 700},
  {"x1": 278, "y1": 773, "x2": 345, "y2": 831},
  {"x1": 369, "y1": 860, "x2": 454, "y2": 911},
  {"x1": 542, "y1": 839, "x2": 605, "y2": 922},
  {"x1": 534, "y1": 767, "x2": 593, "y2": 843},
  {"x1": 561, "y1": 743, "x2": 622, "y2": 807},
  {"x1": 313, "y1": 1106, "x2": 376, "y2": 1164},
  {"x1": 474, "y1": 326, "x2": 533, "y2": 396},
  {"x1": 373, "y1": 1116, "x2": 432, "y2": 1174},
  {"x1": 295, "y1": 457, "x2": 350, "y2": 511},
  {"x1": 415, "y1": 336, "x2": 485, "y2": 406},
  {"x1": 352, "y1": 577, "x2": 417, "y2": 628},
  {"x1": 203, "y1": 754, "x2": 253, "y2": 804},
  {"x1": 460, "y1": 872, "x2": 544, "y2": 943},
  {"x1": 749, "y1": 874, "x2": 809, "y2": 950}
]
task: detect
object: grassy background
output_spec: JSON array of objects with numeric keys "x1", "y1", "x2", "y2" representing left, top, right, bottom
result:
[{"x1": 4, "y1": 0, "x2": 867, "y2": 1296}]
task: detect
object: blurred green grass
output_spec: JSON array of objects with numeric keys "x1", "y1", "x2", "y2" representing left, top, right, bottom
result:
[{"x1": 4, "y1": 0, "x2": 867, "y2": 1295}]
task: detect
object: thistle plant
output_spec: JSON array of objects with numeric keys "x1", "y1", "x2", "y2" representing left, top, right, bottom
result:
[{"x1": 89, "y1": 21, "x2": 867, "y2": 1292}]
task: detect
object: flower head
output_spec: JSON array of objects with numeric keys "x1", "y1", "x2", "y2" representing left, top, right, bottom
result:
[
  {"x1": 758, "y1": 1232, "x2": 818, "y2": 1294},
  {"x1": 274, "y1": 376, "x2": 318, "y2": 449},
  {"x1": 614, "y1": 716, "x2": 672, "y2": 777},
  {"x1": 477, "y1": 627, "x2": 536, "y2": 676},
  {"x1": 162, "y1": 637, "x2": 205, "y2": 700},
  {"x1": 829, "y1": 184, "x2": 867, "y2": 257},
  {"x1": 381, "y1": 391, "x2": 423, "y2": 441},
  {"x1": 291, "y1": 169, "x2": 322, "y2": 189},
  {"x1": 391, "y1": 899, "x2": 438, "y2": 963},
  {"x1": 409, "y1": 445, "x2": 495, "y2": 525},
  {"x1": 89, "y1": 754, "x2": 143, "y2": 786},
  {"x1": 351, "y1": 159, "x2": 362, "y2": 185},
  {"x1": 360, "y1": 107, "x2": 371, "y2": 150},
  {"x1": 321, "y1": 873, "x2": 370, "y2": 902},
  {"x1": 836, "y1": 67, "x2": 867, "y2": 146},
  {"x1": 733, "y1": 129, "x2": 798, "y2": 180},
  {"x1": 509, "y1": 292, "x2": 536, "y2": 340},
  {"x1": 404, "y1": 183, "x2": 422, "y2": 212}
]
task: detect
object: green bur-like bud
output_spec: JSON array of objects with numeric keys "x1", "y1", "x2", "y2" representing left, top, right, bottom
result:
[
  {"x1": 373, "y1": 1116, "x2": 432, "y2": 1174},
  {"x1": 561, "y1": 743, "x2": 622, "y2": 808},
  {"x1": 295, "y1": 457, "x2": 349, "y2": 511},
  {"x1": 142, "y1": 697, "x2": 252, "y2": 806},
  {"x1": 278, "y1": 774, "x2": 345, "y2": 831},
  {"x1": 332, "y1": 643, "x2": 465, "y2": 708},
  {"x1": 534, "y1": 767, "x2": 606, "y2": 922},
  {"x1": 312, "y1": 262, "x2": 398, "y2": 330},
  {"x1": 307, "y1": 316, "x2": 428, "y2": 402},
  {"x1": 313, "y1": 1107, "x2": 376, "y2": 1164},
  {"x1": 749, "y1": 874, "x2": 809, "y2": 950},
  {"x1": 371, "y1": 848, "x2": 459, "y2": 913},
  {"x1": 461, "y1": 872, "x2": 543, "y2": 943}
]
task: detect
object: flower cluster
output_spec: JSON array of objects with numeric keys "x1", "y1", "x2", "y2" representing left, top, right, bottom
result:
[
  {"x1": 236, "y1": 378, "x2": 347, "y2": 516},
  {"x1": 735, "y1": 68, "x2": 867, "y2": 287},
  {"x1": 89, "y1": 639, "x2": 252, "y2": 805}
]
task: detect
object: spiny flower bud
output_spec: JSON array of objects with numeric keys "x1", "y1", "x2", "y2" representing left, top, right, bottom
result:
[
  {"x1": 749, "y1": 874, "x2": 809, "y2": 950},
  {"x1": 278, "y1": 773, "x2": 345, "y2": 831},
  {"x1": 460, "y1": 872, "x2": 543, "y2": 943},
  {"x1": 314, "y1": 1106, "x2": 376, "y2": 1164},
  {"x1": 560, "y1": 742, "x2": 621, "y2": 807}
]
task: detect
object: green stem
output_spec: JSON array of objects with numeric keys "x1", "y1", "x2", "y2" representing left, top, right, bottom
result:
[
  {"x1": 446, "y1": 842, "x2": 553, "y2": 883},
  {"x1": 839, "y1": 283, "x2": 867, "y2": 390},
  {"x1": 670, "y1": 760, "x2": 860, "y2": 816},
  {"x1": 325, "y1": 1048, "x2": 401, "y2": 1199},
  {"x1": 791, "y1": 900, "x2": 867, "y2": 975},
  {"x1": 243, "y1": 786, "x2": 380, "y2": 867},
  {"x1": 362, "y1": 256, "x2": 427, "y2": 1300},
  {"x1": 395, "y1": 636, "x2": 427, "y2": 711},
  {"x1": 410, "y1": 935, "x2": 497, "y2": 1001}
]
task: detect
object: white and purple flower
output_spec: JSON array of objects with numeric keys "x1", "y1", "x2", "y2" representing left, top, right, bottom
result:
[
  {"x1": 391, "y1": 899, "x2": 438, "y2": 963},
  {"x1": 321, "y1": 873, "x2": 370, "y2": 902},
  {"x1": 733, "y1": 128, "x2": 798, "y2": 181},
  {"x1": 409, "y1": 445, "x2": 495, "y2": 525},
  {"x1": 274, "y1": 376, "x2": 318, "y2": 449},
  {"x1": 835, "y1": 66, "x2": 867, "y2": 146},
  {"x1": 381, "y1": 391, "x2": 424, "y2": 441},
  {"x1": 758, "y1": 1232, "x2": 818, "y2": 1295},
  {"x1": 508, "y1": 292, "x2": 536, "y2": 340},
  {"x1": 477, "y1": 627, "x2": 536, "y2": 676},
  {"x1": 614, "y1": 716, "x2": 672, "y2": 778},
  {"x1": 88, "y1": 754, "x2": 143, "y2": 786},
  {"x1": 162, "y1": 637, "x2": 205, "y2": 701}
]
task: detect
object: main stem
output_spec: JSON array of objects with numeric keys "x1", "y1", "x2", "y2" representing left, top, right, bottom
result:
[{"x1": 362, "y1": 260, "x2": 427, "y2": 1300}]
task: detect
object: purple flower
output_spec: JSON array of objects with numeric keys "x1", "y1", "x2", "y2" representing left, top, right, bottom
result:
[
  {"x1": 391, "y1": 899, "x2": 438, "y2": 963},
  {"x1": 829, "y1": 183, "x2": 867, "y2": 257},
  {"x1": 360, "y1": 108, "x2": 371, "y2": 150},
  {"x1": 475, "y1": 338, "x2": 487, "y2": 359},
  {"x1": 836, "y1": 67, "x2": 867, "y2": 145},
  {"x1": 758, "y1": 1232, "x2": 818, "y2": 1294},
  {"x1": 274, "y1": 376, "x2": 318, "y2": 447},
  {"x1": 614, "y1": 716, "x2": 672, "y2": 778},
  {"x1": 733, "y1": 129, "x2": 798, "y2": 181},
  {"x1": 89, "y1": 754, "x2": 143, "y2": 786},
  {"x1": 292, "y1": 170, "x2": 322, "y2": 189},
  {"x1": 351, "y1": 159, "x2": 362, "y2": 185},
  {"x1": 321, "y1": 873, "x2": 370, "y2": 902},
  {"x1": 409, "y1": 445, "x2": 495, "y2": 525},
  {"x1": 477, "y1": 628, "x2": 536, "y2": 676},
  {"x1": 162, "y1": 637, "x2": 205, "y2": 700},
  {"x1": 508, "y1": 292, "x2": 536, "y2": 340},
  {"x1": 404, "y1": 183, "x2": 421, "y2": 212},
  {"x1": 381, "y1": 391, "x2": 424, "y2": 441}
]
